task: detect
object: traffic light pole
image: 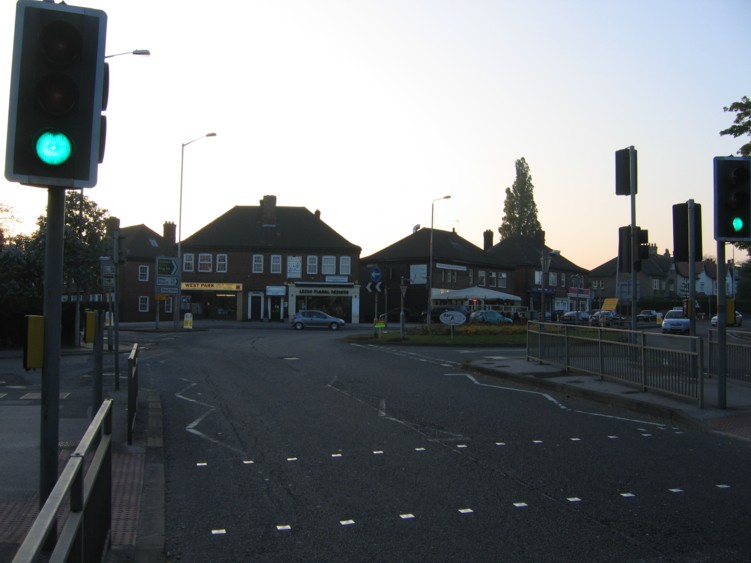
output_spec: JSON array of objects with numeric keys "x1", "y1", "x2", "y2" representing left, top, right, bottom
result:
[
  {"x1": 716, "y1": 242, "x2": 727, "y2": 409},
  {"x1": 629, "y1": 148, "x2": 638, "y2": 331},
  {"x1": 40, "y1": 187, "x2": 65, "y2": 542}
]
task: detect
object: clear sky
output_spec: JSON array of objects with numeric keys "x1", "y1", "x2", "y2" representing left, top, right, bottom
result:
[{"x1": 2, "y1": 0, "x2": 749, "y2": 270}]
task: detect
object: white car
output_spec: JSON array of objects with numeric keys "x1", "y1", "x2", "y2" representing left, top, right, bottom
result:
[
  {"x1": 710, "y1": 311, "x2": 743, "y2": 327},
  {"x1": 661, "y1": 309, "x2": 690, "y2": 335}
]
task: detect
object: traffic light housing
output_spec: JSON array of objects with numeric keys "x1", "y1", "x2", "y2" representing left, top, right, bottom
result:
[
  {"x1": 615, "y1": 147, "x2": 637, "y2": 196},
  {"x1": 5, "y1": 0, "x2": 107, "y2": 189},
  {"x1": 714, "y1": 156, "x2": 751, "y2": 242},
  {"x1": 618, "y1": 225, "x2": 649, "y2": 272},
  {"x1": 672, "y1": 202, "x2": 703, "y2": 262}
]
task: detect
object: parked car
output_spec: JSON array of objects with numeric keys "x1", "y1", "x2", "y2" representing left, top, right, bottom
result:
[
  {"x1": 598, "y1": 311, "x2": 624, "y2": 327},
  {"x1": 710, "y1": 311, "x2": 743, "y2": 327},
  {"x1": 661, "y1": 309, "x2": 690, "y2": 334},
  {"x1": 291, "y1": 310, "x2": 345, "y2": 330},
  {"x1": 468, "y1": 310, "x2": 513, "y2": 325},
  {"x1": 636, "y1": 309, "x2": 661, "y2": 322},
  {"x1": 561, "y1": 311, "x2": 590, "y2": 324}
]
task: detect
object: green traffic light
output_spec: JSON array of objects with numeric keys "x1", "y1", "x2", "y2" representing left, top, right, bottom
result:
[
  {"x1": 35, "y1": 131, "x2": 72, "y2": 165},
  {"x1": 732, "y1": 216, "x2": 745, "y2": 233}
]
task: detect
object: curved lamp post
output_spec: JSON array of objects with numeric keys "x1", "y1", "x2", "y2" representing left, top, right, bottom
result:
[
  {"x1": 427, "y1": 195, "x2": 451, "y2": 329},
  {"x1": 174, "y1": 132, "x2": 217, "y2": 328}
]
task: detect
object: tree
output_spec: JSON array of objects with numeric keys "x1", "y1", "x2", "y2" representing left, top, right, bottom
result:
[
  {"x1": 720, "y1": 95, "x2": 751, "y2": 156},
  {"x1": 498, "y1": 157, "x2": 542, "y2": 240},
  {"x1": 0, "y1": 202, "x2": 18, "y2": 248}
]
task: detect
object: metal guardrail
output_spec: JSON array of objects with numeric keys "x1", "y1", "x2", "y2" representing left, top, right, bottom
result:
[
  {"x1": 127, "y1": 343, "x2": 139, "y2": 445},
  {"x1": 13, "y1": 399, "x2": 113, "y2": 562},
  {"x1": 708, "y1": 329, "x2": 751, "y2": 384},
  {"x1": 527, "y1": 322, "x2": 704, "y2": 406}
]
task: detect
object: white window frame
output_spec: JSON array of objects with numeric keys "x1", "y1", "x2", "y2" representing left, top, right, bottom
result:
[
  {"x1": 165, "y1": 297, "x2": 173, "y2": 314},
  {"x1": 216, "y1": 254, "x2": 228, "y2": 273},
  {"x1": 498, "y1": 272, "x2": 507, "y2": 289},
  {"x1": 198, "y1": 253, "x2": 212, "y2": 272},
  {"x1": 307, "y1": 256, "x2": 318, "y2": 275},
  {"x1": 183, "y1": 253, "x2": 194, "y2": 272},
  {"x1": 271, "y1": 255, "x2": 282, "y2": 274},
  {"x1": 138, "y1": 265, "x2": 149, "y2": 282},
  {"x1": 138, "y1": 296, "x2": 149, "y2": 313},
  {"x1": 322, "y1": 256, "x2": 336, "y2": 275},
  {"x1": 478, "y1": 270, "x2": 487, "y2": 286},
  {"x1": 339, "y1": 256, "x2": 351, "y2": 275},
  {"x1": 252, "y1": 254, "x2": 264, "y2": 274}
]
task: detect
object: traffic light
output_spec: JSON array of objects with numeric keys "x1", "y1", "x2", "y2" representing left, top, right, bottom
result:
[
  {"x1": 5, "y1": 0, "x2": 107, "y2": 189},
  {"x1": 672, "y1": 202, "x2": 702, "y2": 262},
  {"x1": 615, "y1": 147, "x2": 637, "y2": 196},
  {"x1": 714, "y1": 156, "x2": 751, "y2": 242},
  {"x1": 618, "y1": 225, "x2": 649, "y2": 272},
  {"x1": 635, "y1": 227, "x2": 649, "y2": 271}
]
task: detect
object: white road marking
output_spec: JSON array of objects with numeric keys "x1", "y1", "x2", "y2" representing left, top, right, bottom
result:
[
  {"x1": 340, "y1": 519, "x2": 355, "y2": 526},
  {"x1": 400, "y1": 513, "x2": 415, "y2": 520},
  {"x1": 458, "y1": 508, "x2": 474, "y2": 514},
  {"x1": 277, "y1": 525, "x2": 292, "y2": 531},
  {"x1": 211, "y1": 529, "x2": 226, "y2": 535}
]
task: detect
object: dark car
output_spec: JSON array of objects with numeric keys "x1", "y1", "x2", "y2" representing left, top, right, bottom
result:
[
  {"x1": 636, "y1": 309, "x2": 660, "y2": 322},
  {"x1": 561, "y1": 311, "x2": 590, "y2": 324},
  {"x1": 598, "y1": 311, "x2": 624, "y2": 327},
  {"x1": 291, "y1": 310, "x2": 345, "y2": 330}
]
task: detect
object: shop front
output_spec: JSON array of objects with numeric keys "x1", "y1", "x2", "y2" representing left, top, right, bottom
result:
[
  {"x1": 288, "y1": 282, "x2": 360, "y2": 324},
  {"x1": 182, "y1": 282, "x2": 243, "y2": 320}
]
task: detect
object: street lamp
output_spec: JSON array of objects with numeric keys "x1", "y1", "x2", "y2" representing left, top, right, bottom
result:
[
  {"x1": 427, "y1": 195, "x2": 451, "y2": 329},
  {"x1": 174, "y1": 132, "x2": 217, "y2": 328},
  {"x1": 105, "y1": 49, "x2": 151, "y2": 59}
]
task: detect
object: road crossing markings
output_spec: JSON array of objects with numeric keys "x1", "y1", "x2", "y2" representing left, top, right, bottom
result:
[
  {"x1": 415, "y1": 447, "x2": 426, "y2": 452},
  {"x1": 211, "y1": 529, "x2": 226, "y2": 535},
  {"x1": 243, "y1": 460, "x2": 254, "y2": 465},
  {"x1": 513, "y1": 502, "x2": 528, "y2": 508},
  {"x1": 457, "y1": 444, "x2": 468, "y2": 449},
  {"x1": 458, "y1": 508, "x2": 474, "y2": 515},
  {"x1": 495, "y1": 442, "x2": 506, "y2": 446},
  {"x1": 570, "y1": 437, "x2": 582, "y2": 441},
  {"x1": 399, "y1": 513, "x2": 415, "y2": 520},
  {"x1": 620, "y1": 493, "x2": 636, "y2": 498},
  {"x1": 331, "y1": 453, "x2": 343, "y2": 458},
  {"x1": 287, "y1": 457, "x2": 298, "y2": 462},
  {"x1": 716, "y1": 484, "x2": 731, "y2": 489},
  {"x1": 669, "y1": 489, "x2": 684, "y2": 493},
  {"x1": 567, "y1": 497, "x2": 583, "y2": 503},
  {"x1": 340, "y1": 519, "x2": 355, "y2": 526},
  {"x1": 276, "y1": 525, "x2": 292, "y2": 531},
  {"x1": 373, "y1": 450, "x2": 384, "y2": 455},
  {"x1": 533, "y1": 440, "x2": 543, "y2": 444},
  {"x1": 196, "y1": 462, "x2": 208, "y2": 467}
]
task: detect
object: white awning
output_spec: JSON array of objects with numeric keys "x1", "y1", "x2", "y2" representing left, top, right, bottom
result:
[{"x1": 434, "y1": 286, "x2": 522, "y2": 302}]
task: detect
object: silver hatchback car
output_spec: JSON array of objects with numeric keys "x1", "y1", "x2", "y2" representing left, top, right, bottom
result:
[{"x1": 291, "y1": 310, "x2": 345, "y2": 331}]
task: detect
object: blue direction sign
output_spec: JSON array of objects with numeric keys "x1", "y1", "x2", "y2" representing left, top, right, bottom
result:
[
  {"x1": 371, "y1": 267, "x2": 381, "y2": 282},
  {"x1": 156, "y1": 256, "x2": 180, "y2": 295}
]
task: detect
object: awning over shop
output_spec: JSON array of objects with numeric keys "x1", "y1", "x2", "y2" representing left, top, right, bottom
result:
[{"x1": 434, "y1": 286, "x2": 522, "y2": 302}]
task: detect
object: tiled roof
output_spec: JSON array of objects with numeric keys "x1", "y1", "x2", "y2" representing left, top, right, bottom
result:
[
  {"x1": 362, "y1": 228, "x2": 499, "y2": 268},
  {"x1": 183, "y1": 206, "x2": 361, "y2": 252},
  {"x1": 120, "y1": 224, "x2": 173, "y2": 260},
  {"x1": 486, "y1": 235, "x2": 586, "y2": 272}
]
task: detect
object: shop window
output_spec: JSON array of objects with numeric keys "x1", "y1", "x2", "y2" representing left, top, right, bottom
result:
[
  {"x1": 340, "y1": 256, "x2": 351, "y2": 275},
  {"x1": 138, "y1": 296, "x2": 149, "y2": 313},
  {"x1": 183, "y1": 254, "x2": 194, "y2": 272},
  {"x1": 307, "y1": 256, "x2": 318, "y2": 274},
  {"x1": 271, "y1": 255, "x2": 282, "y2": 274},
  {"x1": 322, "y1": 256, "x2": 335, "y2": 275},
  {"x1": 198, "y1": 254, "x2": 212, "y2": 272},
  {"x1": 138, "y1": 265, "x2": 149, "y2": 282},
  {"x1": 252, "y1": 254, "x2": 263, "y2": 274},
  {"x1": 217, "y1": 254, "x2": 228, "y2": 273}
]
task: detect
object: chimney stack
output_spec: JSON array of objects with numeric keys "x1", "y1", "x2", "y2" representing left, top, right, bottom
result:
[
  {"x1": 483, "y1": 229, "x2": 494, "y2": 250},
  {"x1": 261, "y1": 195, "x2": 277, "y2": 227},
  {"x1": 163, "y1": 221, "x2": 176, "y2": 247}
]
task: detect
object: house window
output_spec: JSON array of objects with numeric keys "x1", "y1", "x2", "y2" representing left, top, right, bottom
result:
[
  {"x1": 560, "y1": 273, "x2": 566, "y2": 287},
  {"x1": 198, "y1": 253, "x2": 212, "y2": 272},
  {"x1": 340, "y1": 256, "x2": 351, "y2": 275},
  {"x1": 478, "y1": 270, "x2": 487, "y2": 286},
  {"x1": 183, "y1": 254, "x2": 194, "y2": 272},
  {"x1": 489, "y1": 272, "x2": 497, "y2": 288},
  {"x1": 469, "y1": 269, "x2": 474, "y2": 286},
  {"x1": 498, "y1": 272, "x2": 507, "y2": 288},
  {"x1": 652, "y1": 279, "x2": 660, "y2": 291},
  {"x1": 252, "y1": 254, "x2": 263, "y2": 273},
  {"x1": 216, "y1": 254, "x2": 228, "y2": 273},
  {"x1": 138, "y1": 265, "x2": 149, "y2": 282},
  {"x1": 307, "y1": 256, "x2": 318, "y2": 274},
  {"x1": 138, "y1": 296, "x2": 149, "y2": 313},
  {"x1": 271, "y1": 255, "x2": 282, "y2": 274},
  {"x1": 549, "y1": 272, "x2": 557, "y2": 287},
  {"x1": 322, "y1": 256, "x2": 336, "y2": 275}
]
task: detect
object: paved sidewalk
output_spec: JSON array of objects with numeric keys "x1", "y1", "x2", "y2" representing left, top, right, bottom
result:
[{"x1": 2, "y1": 338, "x2": 750, "y2": 561}]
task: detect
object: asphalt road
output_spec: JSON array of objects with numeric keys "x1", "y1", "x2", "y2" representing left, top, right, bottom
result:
[{"x1": 139, "y1": 326, "x2": 751, "y2": 562}]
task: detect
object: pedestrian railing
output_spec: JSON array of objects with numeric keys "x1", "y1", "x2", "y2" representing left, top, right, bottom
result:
[
  {"x1": 127, "y1": 343, "x2": 139, "y2": 445},
  {"x1": 527, "y1": 322, "x2": 704, "y2": 406},
  {"x1": 13, "y1": 399, "x2": 112, "y2": 562},
  {"x1": 708, "y1": 329, "x2": 751, "y2": 385}
]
